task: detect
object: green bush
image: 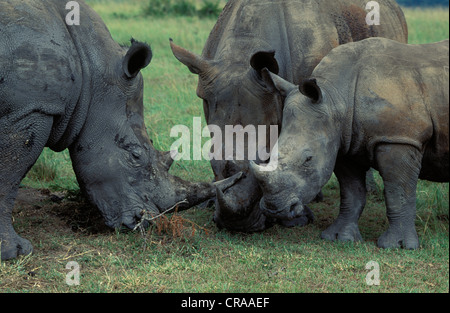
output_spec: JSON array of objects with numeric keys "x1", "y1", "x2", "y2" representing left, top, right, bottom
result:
[
  {"x1": 143, "y1": 0, "x2": 223, "y2": 17},
  {"x1": 198, "y1": 0, "x2": 222, "y2": 17},
  {"x1": 143, "y1": 0, "x2": 173, "y2": 17},
  {"x1": 173, "y1": 0, "x2": 197, "y2": 16}
]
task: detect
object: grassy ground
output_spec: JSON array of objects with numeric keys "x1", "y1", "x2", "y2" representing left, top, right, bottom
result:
[{"x1": 1, "y1": 1, "x2": 449, "y2": 293}]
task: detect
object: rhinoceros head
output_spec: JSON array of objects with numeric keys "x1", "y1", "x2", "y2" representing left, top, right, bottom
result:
[
  {"x1": 70, "y1": 40, "x2": 242, "y2": 229},
  {"x1": 170, "y1": 40, "x2": 287, "y2": 231},
  {"x1": 250, "y1": 71, "x2": 340, "y2": 221}
]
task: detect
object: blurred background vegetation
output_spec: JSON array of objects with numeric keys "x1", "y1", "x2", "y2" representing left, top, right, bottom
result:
[
  {"x1": 91, "y1": 0, "x2": 450, "y2": 18},
  {"x1": 397, "y1": 0, "x2": 449, "y2": 6}
]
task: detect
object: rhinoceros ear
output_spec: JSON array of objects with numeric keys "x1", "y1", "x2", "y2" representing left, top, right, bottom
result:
[
  {"x1": 299, "y1": 78, "x2": 322, "y2": 104},
  {"x1": 123, "y1": 39, "x2": 152, "y2": 79},
  {"x1": 170, "y1": 38, "x2": 210, "y2": 75},
  {"x1": 250, "y1": 51, "x2": 280, "y2": 76}
]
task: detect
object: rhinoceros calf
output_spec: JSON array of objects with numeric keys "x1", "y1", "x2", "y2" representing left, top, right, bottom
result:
[
  {"x1": 0, "y1": 0, "x2": 241, "y2": 260},
  {"x1": 251, "y1": 38, "x2": 449, "y2": 249},
  {"x1": 170, "y1": 0, "x2": 408, "y2": 232}
]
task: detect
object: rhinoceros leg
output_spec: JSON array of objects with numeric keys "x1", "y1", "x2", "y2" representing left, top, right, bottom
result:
[
  {"x1": 321, "y1": 159, "x2": 367, "y2": 243},
  {"x1": 375, "y1": 144, "x2": 421, "y2": 250},
  {"x1": 0, "y1": 113, "x2": 52, "y2": 260}
]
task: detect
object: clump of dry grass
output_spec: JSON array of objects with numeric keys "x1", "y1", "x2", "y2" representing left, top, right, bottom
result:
[
  {"x1": 152, "y1": 212, "x2": 210, "y2": 238},
  {"x1": 133, "y1": 201, "x2": 210, "y2": 251}
]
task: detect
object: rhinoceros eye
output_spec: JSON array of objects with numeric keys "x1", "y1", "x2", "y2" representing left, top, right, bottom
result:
[
  {"x1": 301, "y1": 153, "x2": 313, "y2": 167},
  {"x1": 131, "y1": 147, "x2": 142, "y2": 159}
]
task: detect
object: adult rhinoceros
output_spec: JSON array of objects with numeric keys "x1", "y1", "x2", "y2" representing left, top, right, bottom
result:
[
  {"x1": 0, "y1": 0, "x2": 241, "y2": 260},
  {"x1": 170, "y1": 0, "x2": 408, "y2": 232},
  {"x1": 251, "y1": 38, "x2": 449, "y2": 249}
]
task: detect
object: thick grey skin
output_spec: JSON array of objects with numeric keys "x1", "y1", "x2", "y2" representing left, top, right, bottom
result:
[
  {"x1": 0, "y1": 0, "x2": 241, "y2": 260},
  {"x1": 251, "y1": 38, "x2": 449, "y2": 249},
  {"x1": 170, "y1": 0, "x2": 408, "y2": 232}
]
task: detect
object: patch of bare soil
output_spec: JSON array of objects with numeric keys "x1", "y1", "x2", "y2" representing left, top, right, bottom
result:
[
  {"x1": 0, "y1": 188, "x2": 113, "y2": 291},
  {"x1": 13, "y1": 187, "x2": 111, "y2": 236}
]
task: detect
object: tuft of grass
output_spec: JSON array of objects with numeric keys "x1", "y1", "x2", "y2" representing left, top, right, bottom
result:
[
  {"x1": 23, "y1": 150, "x2": 78, "y2": 191},
  {"x1": 25, "y1": 158, "x2": 57, "y2": 183}
]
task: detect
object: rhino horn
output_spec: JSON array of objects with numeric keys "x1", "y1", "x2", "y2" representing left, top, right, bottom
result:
[
  {"x1": 186, "y1": 172, "x2": 244, "y2": 208},
  {"x1": 148, "y1": 146, "x2": 243, "y2": 213},
  {"x1": 214, "y1": 172, "x2": 244, "y2": 192},
  {"x1": 214, "y1": 182, "x2": 270, "y2": 232},
  {"x1": 159, "y1": 150, "x2": 175, "y2": 171},
  {"x1": 215, "y1": 186, "x2": 240, "y2": 217},
  {"x1": 249, "y1": 160, "x2": 272, "y2": 189},
  {"x1": 170, "y1": 38, "x2": 211, "y2": 75},
  {"x1": 168, "y1": 170, "x2": 244, "y2": 212},
  {"x1": 265, "y1": 69, "x2": 297, "y2": 97}
]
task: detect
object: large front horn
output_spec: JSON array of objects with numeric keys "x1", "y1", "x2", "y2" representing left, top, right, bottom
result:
[
  {"x1": 214, "y1": 184, "x2": 269, "y2": 232},
  {"x1": 215, "y1": 186, "x2": 240, "y2": 217},
  {"x1": 164, "y1": 164, "x2": 244, "y2": 211}
]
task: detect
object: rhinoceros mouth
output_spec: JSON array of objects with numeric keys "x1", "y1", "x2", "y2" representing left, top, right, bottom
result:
[
  {"x1": 259, "y1": 196, "x2": 304, "y2": 221},
  {"x1": 95, "y1": 193, "x2": 159, "y2": 230},
  {"x1": 120, "y1": 207, "x2": 146, "y2": 229},
  {"x1": 101, "y1": 206, "x2": 142, "y2": 229}
]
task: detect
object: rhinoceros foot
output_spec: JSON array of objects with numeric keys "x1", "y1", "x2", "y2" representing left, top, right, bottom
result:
[
  {"x1": 321, "y1": 220, "x2": 363, "y2": 243},
  {"x1": 0, "y1": 230, "x2": 33, "y2": 260},
  {"x1": 377, "y1": 225, "x2": 419, "y2": 250}
]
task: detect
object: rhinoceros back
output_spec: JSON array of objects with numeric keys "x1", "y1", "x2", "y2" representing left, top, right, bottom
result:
[
  {"x1": 355, "y1": 39, "x2": 449, "y2": 182},
  {"x1": 202, "y1": 0, "x2": 408, "y2": 84},
  {"x1": 0, "y1": 0, "x2": 123, "y2": 151},
  {"x1": 315, "y1": 38, "x2": 449, "y2": 181},
  {"x1": 0, "y1": 1, "x2": 83, "y2": 149}
]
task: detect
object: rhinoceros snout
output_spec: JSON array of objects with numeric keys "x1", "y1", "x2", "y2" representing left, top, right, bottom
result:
[
  {"x1": 102, "y1": 206, "x2": 150, "y2": 230},
  {"x1": 259, "y1": 196, "x2": 304, "y2": 220},
  {"x1": 121, "y1": 209, "x2": 144, "y2": 229}
]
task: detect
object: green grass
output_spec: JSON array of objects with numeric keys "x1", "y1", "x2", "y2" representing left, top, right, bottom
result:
[
  {"x1": 404, "y1": 7, "x2": 450, "y2": 43},
  {"x1": 4, "y1": 1, "x2": 449, "y2": 293}
]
